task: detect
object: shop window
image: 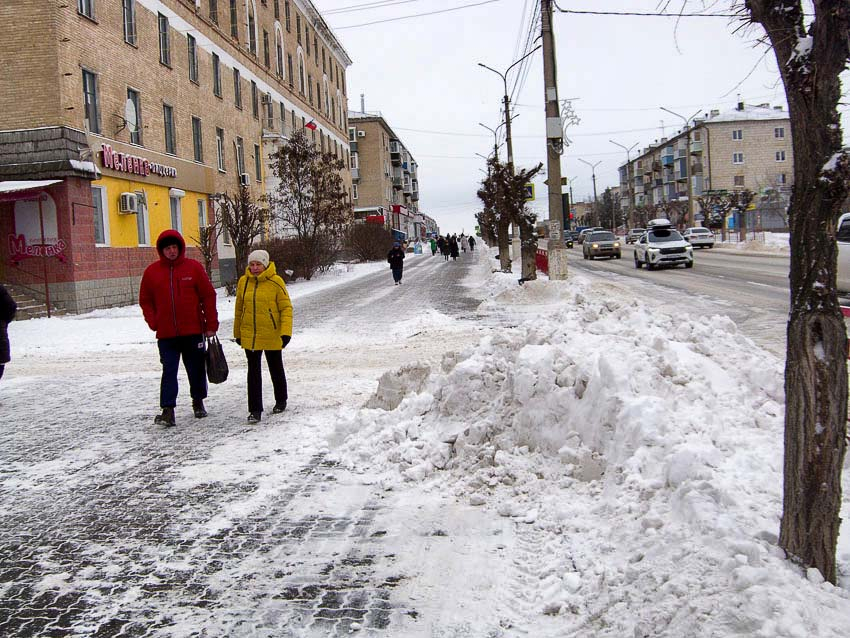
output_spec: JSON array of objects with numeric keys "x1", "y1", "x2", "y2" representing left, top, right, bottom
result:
[
  {"x1": 91, "y1": 186, "x2": 109, "y2": 245},
  {"x1": 198, "y1": 199, "x2": 208, "y2": 229},
  {"x1": 170, "y1": 195, "x2": 182, "y2": 233}
]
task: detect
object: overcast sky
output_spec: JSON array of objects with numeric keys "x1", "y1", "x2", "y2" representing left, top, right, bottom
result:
[{"x1": 315, "y1": 0, "x2": 849, "y2": 235}]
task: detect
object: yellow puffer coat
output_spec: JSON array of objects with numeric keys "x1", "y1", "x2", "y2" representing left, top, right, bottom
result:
[{"x1": 233, "y1": 261, "x2": 293, "y2": 351}]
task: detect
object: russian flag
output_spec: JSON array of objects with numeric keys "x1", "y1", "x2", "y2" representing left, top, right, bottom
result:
[{"x1": 305, "y1": 120, "x2": 318, "y2": 131}]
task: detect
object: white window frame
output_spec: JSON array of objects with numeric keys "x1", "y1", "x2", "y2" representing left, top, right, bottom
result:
[
  {"x1": 123, "y1": 0, "x2": 137, "y2": 45},
  {"x1": 774, "y1": 127, "x2": 785, "y2": 139},
  {"x1": 732, "y1": 152, "x2": 744, "y2": 164},
  {"x1": 197, "y1": 199, "x2": 208, "y2": 229},
  {"x1": 352, "y1": 183, "x2": 358, "y2": 200},
  {"x1": 170, "y1": 194, "x2": 183, "y2": 233},
  {"x1": 158, "y1": 13, "x2": 171, "y2": 66},
  {"x1": 775, "y1": 150, "x2": 786, "y2": 162},
  {"x1": 78, "y1": 0, "x2": 95, "y2": 19},
  {"x1": 136, "y1": 190, "x2": 150, "y2": 246},
  {"x1": 188, "y1": 34, "x2": 199, "y2": 83},
  {"x1": 216, "y1": 127, "x2": 225, "y2": 171},
  {"x1": 732, "y1": 129, "x2": 743, "y2": 140},
  {"x1": 91, "y1": 185, "x2": 110, "y2": 246}
]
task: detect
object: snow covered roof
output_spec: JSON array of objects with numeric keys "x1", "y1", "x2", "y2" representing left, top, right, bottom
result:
[
  {"x1": 704, "y1": 104, "x2": 790, "y2": 123},
  {"x1": 0, "y1": 179, "x2": 61, "y2": 194}
]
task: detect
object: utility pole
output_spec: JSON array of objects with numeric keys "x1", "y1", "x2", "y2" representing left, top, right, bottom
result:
[{"x1": 540, "y1": 0, "x2": 567, "y2": 279}]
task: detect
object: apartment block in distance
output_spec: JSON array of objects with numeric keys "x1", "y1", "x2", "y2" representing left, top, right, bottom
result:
[
  {"x1": 618, "y1": 101, "x2": 792, "y2": 231},
  {"x1": 0, "y1": 0, "x2": 351, "y2": 313},
  {"x1": 348, "y1": 110, "x2": 429, "y2": 241}
]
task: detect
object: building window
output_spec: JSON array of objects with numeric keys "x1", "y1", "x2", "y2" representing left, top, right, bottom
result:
[
  {"x1": 733, "y1": 175, "x2": 745, "y2": 187},
  {"x1": 123, "y1": 0, "x2": 137, "y2": 45},
  {"x1": 322, "y1": 48, "x2": 326, "y2": 73},
  {"x1": 298, "y1": 54, "x2": 305, "y2": 94},
  {"x1": 307, "y1": 74, "x2": 313, "y2": 104},
  {"x1": 78, "y1": 0, "x2": 94, "y2": 19},
  {"x1": 192, "y1": 116, "x2": 203, "y2": 162},
  {"x1": 209, "y1": 0, "x2": 218, "y2": 25},
  {"x1": 287, "y1": 54, "x2": 293, "y2": 87},
  {"x1": 248, "y1": 9, "x2": 257, "y2": 55},
  {"x1": 351, "y1": 152, "x2": 358, "y2": 169},
  {"x1": 777, "y1": 173, "x2": 787, "y2": 184},
  {"x1": 733, "y1": 152, "x2": 744, "y2": 164},
  {"x1": 188, "y1": 35, "x2": 199, "y2": 83},
  {"x1": 136, "y1": 191, "x2": 149, "y2": 245},
  {"x1": 314, "y1": 35, "x2": 318, "y2": 63},
  {"x1": 274, "y1": 0, "x2": 279, "y2": 20},
  {"x1": 251, "y1": 81, "x2": 259, "y2": 118},
  {"x1": 212, "y1": 54, "x2": 222, "y2": 97},
  {"x1": 127, "y1": 88, "x2": 142, "y2": 145},
  {"x1": 233, "y1": 69, "x2": 242, "y2": 108},
  {"x1": 163, "y1": 103, "x2": 176, "y2": 154},
  {"x1": 280, "y1": 102, "x2": 286, "y2": 132},
  {"x1": 276, "y1": 39, "x2": 283, "y2": 78},
  {"x1": 732, "y1": 129, "x2": 743, "y2": 140},
  {"x1": 296, "y1": 15, "x2": 301, "y2": 43},
  {"x1": 352, "y1": 183, "x2": 358, "y2": 200},
  {"x1": 285, "y1": 1, "x2": 291, "y2": 31},
  {"x1": 216, "y1": 127, "x2": 225, "y2": 171},
  {"x1": 235, "y1": 137, "x2": 245, "y2": 174},
  {"x1": 774, "y1": 127, "x2": 785, "y2": 139},
  {"x1": 348, "y1": 126, "x2": 356, "y2": 142},
  {"x1": 263, "y1": 30, "x2": 270, "y2": 67},
  {"x1": 254, "y1": 144, "x2": 262, "y2": 181},
  {"x1": 158, "y1": 13, "x2": 170, "y2": 65},
  {"x1": 230, "y1": 0, "x2": 238, "y2": 39},
  {"x1": 776, "y1": 150, "x2": 786, "y2": 162},
  {"x1": 305, "y1": 26, "x2": 310, "y2": 55},
  {"x1": 170, "y1": 195, "x2": 182, "y2": 233},
  {"x1": 82, "y1": 69, "x2": 100, "y2": 134},
  {"x1": 91, "y1": 185, "x2": 109, "y2": 245},
  {"x1": 198, "y1": 199, "x2": 208, "y2": 229}
]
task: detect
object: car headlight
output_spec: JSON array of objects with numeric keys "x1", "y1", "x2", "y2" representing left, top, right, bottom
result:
[
  {"x1": 647, "y1": 247, "x2": 660, "y2": 253},
  {"x1": 591, "y1": 243, "x2": 599, "y2": 248},
  {"x1": 613, "y1": 242, "x2": 620, "y2": 247}
]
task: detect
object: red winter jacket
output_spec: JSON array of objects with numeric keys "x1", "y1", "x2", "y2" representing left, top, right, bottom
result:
[{"x1": 139, "y1": 229, "x2": 219, "y2": 339}]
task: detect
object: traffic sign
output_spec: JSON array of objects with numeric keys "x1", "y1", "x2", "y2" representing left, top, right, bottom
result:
[{"x1": 524, "y1": 183, "x2": 535, "y2": 201}]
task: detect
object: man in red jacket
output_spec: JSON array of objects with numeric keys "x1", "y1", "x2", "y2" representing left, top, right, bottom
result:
[{"x1": 140, "y1": 229, "x2": 219, "y2": 426}]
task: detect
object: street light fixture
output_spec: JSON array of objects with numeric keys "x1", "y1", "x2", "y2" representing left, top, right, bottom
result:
[
  {"x1": 660, "y1": 106, "x2": 701, "y2": 227},
  {"x1": 610, "y1": 139, "x2": 639, "y2": 228},
  {"x1": 578, "y1": 158, "x2": 604, "y2": 230},
  {"x1": 477, "y1": 45, "x2": 541, "y2": 169}
]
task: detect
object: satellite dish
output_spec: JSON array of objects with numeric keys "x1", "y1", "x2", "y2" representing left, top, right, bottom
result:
[{"x1": 124, "y1": 98, "x2": 138, "y2": 133}]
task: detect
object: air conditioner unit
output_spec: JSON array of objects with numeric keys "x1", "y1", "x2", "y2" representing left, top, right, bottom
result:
[
  {"x1": 239, "y1": 173, "x2": 250, "y2": 186},
  {"x1": 357, "y1": 130, "x2": 366, "y2": 138},
  {"x1": 118, "y1": 192, "x2": 138, "y2": 214}
]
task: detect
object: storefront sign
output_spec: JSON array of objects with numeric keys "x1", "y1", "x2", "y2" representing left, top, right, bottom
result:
[
  {"x1": 100, "y1": 144, "x2": 177, "y2": 178},
  {"x1": 8, "y1": 233, "x2": 67, "y2": 262}
]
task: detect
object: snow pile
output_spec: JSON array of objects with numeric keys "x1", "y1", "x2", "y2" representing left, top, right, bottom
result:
[{"x1": 332, "y1": 271, "x2": 850, "y2": 635}]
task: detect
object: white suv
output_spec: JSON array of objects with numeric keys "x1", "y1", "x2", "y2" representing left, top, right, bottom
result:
[
  {"x1": 837, "y1": 212, "x2": 850, "y2": 294},
  {"x1": 634, "y1": 218, "x2": 694, "y2": 270}
]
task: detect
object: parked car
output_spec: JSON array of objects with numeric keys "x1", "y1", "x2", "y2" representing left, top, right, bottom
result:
[
  {"x1": 626, "y1": 228, "x2": 646, "y2": 244},
  {"x1": 633, "y1": 218, "x2": 694, "y2": 270},
  {"x1": 583, "y1": 231, "x2": 621, "y2": 260},
  {"x1": 682, "y1": 227, "x2": 716, "y2": 248},
  {"x1": 837, "y1": 212, "x2": 850, "y2": 293}
]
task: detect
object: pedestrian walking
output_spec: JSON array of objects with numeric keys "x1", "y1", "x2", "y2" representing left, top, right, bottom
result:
[
  {"x1": 429, "y1": 237, "x2": 437, "y2": 256},
  {"x1": 140, "y1": 230, "x2": 219, "y2": 427},
  {"x1": 461, "y1": 235, "x2": 470, "y2": 253},
  {"x1": 449, "y1": 235, "x2": 460, "y2": 261},
  {"x1": 234, "y1": 249, "x2": 293, "y2": 424},
  {"x1": 438, "y1": 236, "x2": 449, "y2": 261},
  {"x1": 468, "y1": 236, "x2": 476, "y2": 252},
  {"x1": 0, "y1": 284, "x2": 17, "y2": 381},
  {"x1": 387, "y1": 241, "x2": 406, "y2": 285}
]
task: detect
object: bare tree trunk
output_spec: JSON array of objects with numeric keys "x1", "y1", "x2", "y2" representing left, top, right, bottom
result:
[
  {"x1": 497, "y1": 217, "x2": 512, "y2": 273},
  {"x1": 518, "y1": 217, "x2": 538, "y2": 281},
  {"x1": 746, "y1": 0, "x2": 850, "y2": 584}
]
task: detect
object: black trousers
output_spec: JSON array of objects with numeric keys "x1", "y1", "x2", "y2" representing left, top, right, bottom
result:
[
  {"x1": 157, "y1": 335, "x2": 207, "y2": 408},
  {"x1": 245, "y1": 349, "x2": 288, "y2": 414}
]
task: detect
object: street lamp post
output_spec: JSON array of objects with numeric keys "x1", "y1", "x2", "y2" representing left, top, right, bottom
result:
[
  {"x1": 478, "y1": 45, "x2": 541, "y2": 170},
  {"x1": 610, "y1": 140, "x2": 638, "y2": 229},
  {"x1": 660, "y1": 106, "x2": 701, "y2": 228},
  {"x1": 478, "y1": 122, "x2": 503, "y2": 161},
  {"x1": 578, "y1": 158, "x2": 603, "y2": 230}
]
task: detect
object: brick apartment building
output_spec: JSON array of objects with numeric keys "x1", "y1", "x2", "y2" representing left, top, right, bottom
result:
[
  {"x1": 618, "y1": 101, "x2": 793, "y2": 231},
  {"x1": 0, "y1": 0, "x2": 351, "y2": 313},
  {"x1": 347, "y1": 111, "x2": 430, "y2": 241}
]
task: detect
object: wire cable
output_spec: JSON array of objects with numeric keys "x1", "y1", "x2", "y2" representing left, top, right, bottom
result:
[
  {"x1": 323, "y1": 0, "x2": 430, "y2": 15},
  {"x1": 332, "y1": 0, "x2": 502, "y2": 29}
]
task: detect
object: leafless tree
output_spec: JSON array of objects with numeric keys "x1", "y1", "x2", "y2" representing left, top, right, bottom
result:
[
  {"x1": 188, "y1": 222, "x2": 220, "y2": 281},
  {"x1": 213, "y1": 185, "x2": 268, "y2": 282}
]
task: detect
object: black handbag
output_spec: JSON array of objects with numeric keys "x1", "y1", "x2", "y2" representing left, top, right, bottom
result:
[{"x1": 205, "y1": 335, "x2": 229, "y2": 384}]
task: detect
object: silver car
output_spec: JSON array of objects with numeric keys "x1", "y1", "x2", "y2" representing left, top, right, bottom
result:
[
  {"x1": 634, "y1": 219, "x2": 694, "y2": 270},
  {"x1": 682, "y1": 227, "x2": 716, "y2": 248},
  {"x1": 583, "y1": 231, "x2": 621, "y2": 260}
]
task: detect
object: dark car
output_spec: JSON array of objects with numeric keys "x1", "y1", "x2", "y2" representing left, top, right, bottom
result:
[{"x1": 582, "y1": 231, "x2": 621, "y2": 260}]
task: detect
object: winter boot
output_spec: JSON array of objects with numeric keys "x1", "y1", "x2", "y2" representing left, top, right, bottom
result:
[
  {"x1": 154, "y1": 407, "x2": 176, "y2": 427},
  {"x1": 247, "y1": 412, "x2": 262, "y2": 424},
  {"x1": 192, "y1": 400, "x2": 208, "y2": 419},
  {"x1": 272, "y1": 402, "x2": 287, "y2": 414}
]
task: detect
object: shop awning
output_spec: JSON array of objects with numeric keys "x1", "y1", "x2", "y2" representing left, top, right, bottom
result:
[{"x1": 0, "y1": 180, "x2": 62, "y2": 194}]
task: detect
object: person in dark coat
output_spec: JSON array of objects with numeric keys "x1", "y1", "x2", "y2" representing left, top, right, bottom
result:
[
  {"x1": 468, "y1": 236, "x2": 476, "y2": 251},
  {"x1": 0, "y1": 285, "x2": 17, "y2": 381},
  {"x1": 387, "y1": 241, "x2": 406, "y2": 285},
  {"x1": 139, "y1": 230, "x2": 219, "y2": 427},
  {"x1": 449, "y1": 235, "x2": 460, "y2": 260}
]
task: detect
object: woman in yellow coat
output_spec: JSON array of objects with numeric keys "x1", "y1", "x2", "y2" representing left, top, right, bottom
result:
[{"x1": 234, "y1": 249, "x2": 293, "y2": 423}]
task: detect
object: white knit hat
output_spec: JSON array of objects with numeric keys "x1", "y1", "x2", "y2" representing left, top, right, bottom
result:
[{"x1": 247, "y1": 249, "x2": 269, "y2": 268}]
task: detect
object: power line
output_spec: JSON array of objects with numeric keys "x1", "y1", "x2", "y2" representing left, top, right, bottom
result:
[
  {"x1": 324, "y1": 0, "x2": 430, "y2": 15},
  {"x1": 553, "y1": 5, "x2": 742, "y2": 18},
  {"x1": 331, "y1": 0, "x2": 502, "y2": 29}
]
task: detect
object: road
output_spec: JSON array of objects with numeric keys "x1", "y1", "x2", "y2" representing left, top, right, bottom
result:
[{"x1": 567, "y1": 243, "x2": 791, "y2": 357}]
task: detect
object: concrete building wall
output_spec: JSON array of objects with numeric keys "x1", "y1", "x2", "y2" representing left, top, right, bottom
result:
[{"x1": 706, "y1": 119, "x2": 792, "y2": 193}]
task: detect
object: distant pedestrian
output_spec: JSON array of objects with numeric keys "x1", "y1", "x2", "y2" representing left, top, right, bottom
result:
[
  {"x1": 0, "y1": 284, "x2": 17, "y2": 381},
  {"x1": 430, "y1": 237, "x2": 437, "y2": 256},
  {"x1": 234, "y1": 249, "x2": 293, "y2": 424},
  {"x1": 461, "y1": 235, "x2": 470, "y2": 253},
  {"x1": 449, "y1": 235, "x2": 460, "y2": 260},
  {"x1": 387, "y1": 241, "x2": 406, "y2": 285},
  {"x1": 140, "y1": 230, "x2": 219, "y2": 427},
  {"x1": 468, "y1": 236, "x2": 476, "y2": 251},
  {"x1": 438, "y1": 236, "x2": 449, "y2": 261}
]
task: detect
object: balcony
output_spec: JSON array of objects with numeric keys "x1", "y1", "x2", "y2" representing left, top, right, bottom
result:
[
  {"x1": 676, "y1": 148, "x2": 688, "y2": 158},
  {"x1": 351, "y1": 167, "x2": 360, "y2": 180},
  {"x1": 349, "y1": 140, "x2": 358, "y2": 153},
  {"x1": 691, "y1": 162, "x2": 703, "y2": 174},
  {"x1": 411, "y1": 191, "x2": 419, "y2": 201},
  {"x1": 652, "y1": 160, "x2": 662, "y2": 172},
  {"x1": 390, "y1": 140, "x2": 401, "y2": 165},
  {"x1": 690, "y1": 141, "x2": 703, "y2": 154},
  {"x1": 392, "y1": 176, "x2": 403, "y2": 189},
  {"x1": 403, "y1": 181, "x2": 412, "y2": 194},
  {"x1": 661, "y1": 155, "x2": 674, "y2": 166}
]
